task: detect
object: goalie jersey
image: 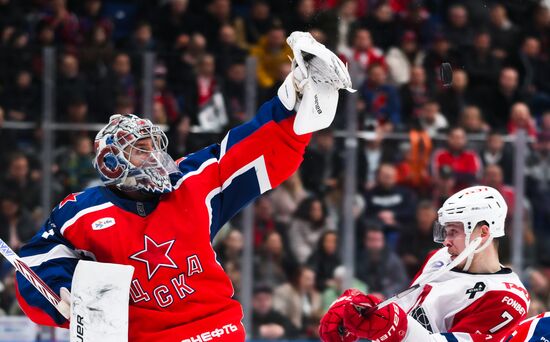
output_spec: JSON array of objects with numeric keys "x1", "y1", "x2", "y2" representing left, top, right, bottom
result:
[
  {"x1": 15, "y1": 97, "x2": 310, "y2": 342},
  {"x1": 397, "y1": 248, "x2": 530, "y2": 341}
]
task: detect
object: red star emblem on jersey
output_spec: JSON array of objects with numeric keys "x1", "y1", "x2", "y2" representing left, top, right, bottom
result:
[
  {"x1": 130, "y1": 235, "x2": 178, "y2": 279},
  {"x1": 58, "y1": 192, "x2": 83, "y2": 208}
]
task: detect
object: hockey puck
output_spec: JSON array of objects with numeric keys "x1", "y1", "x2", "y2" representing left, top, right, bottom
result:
[{"x1": 440, "y1": 63, "x2": 453, "y2": 87}]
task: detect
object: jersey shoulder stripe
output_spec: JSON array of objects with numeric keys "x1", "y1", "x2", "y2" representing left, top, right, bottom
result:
[{"x1": 49, "y1": 187, "x2": 113, "y2": 237}]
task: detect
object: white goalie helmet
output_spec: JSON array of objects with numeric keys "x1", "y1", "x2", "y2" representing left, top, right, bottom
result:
[
  {"x1": 434, "y1": 186, "x2": 508, "y2": 254},
  {"x1": 93, "y1": 114, "x2": 181, "y2": 194}
]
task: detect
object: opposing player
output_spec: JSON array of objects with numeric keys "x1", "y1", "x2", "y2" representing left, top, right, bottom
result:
[
  {"x1": 320, "y1": 186, "x2": 530, "y2": 342},
  {"x1": 504, "y1": 312, "x2": 550, "y2": 341},
  {"x1": 15, "y1": 32, "x2": 353, "y2": 341}
]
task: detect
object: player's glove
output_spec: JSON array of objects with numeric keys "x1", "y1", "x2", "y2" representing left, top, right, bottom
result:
[
  {"x1": 277, "y1": 31, "x2": 356, "y2": 135},
  {"x1": 319, "y1": 289, "x2": 361, "y2": 342},
  {"x1": 343, "y1": 292, "x2": 408, "y2": 342}
]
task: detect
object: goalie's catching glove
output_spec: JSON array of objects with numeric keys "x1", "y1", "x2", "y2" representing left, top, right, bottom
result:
[{"x1": 277, "y1": 31, "x2": 356, "y2": 135}]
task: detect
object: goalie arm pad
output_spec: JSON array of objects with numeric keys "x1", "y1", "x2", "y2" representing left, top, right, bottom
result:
[{"x1": 15, "y1": 216, "x2": 82, "y2": 327}]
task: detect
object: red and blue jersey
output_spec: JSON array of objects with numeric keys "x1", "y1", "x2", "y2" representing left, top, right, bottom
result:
[
  {"x1": 15, "y1": 97, "x2": 311, "y2": 342},
  {"x1": 504, "y1": 312, "x2": 550, "y2": 342}
]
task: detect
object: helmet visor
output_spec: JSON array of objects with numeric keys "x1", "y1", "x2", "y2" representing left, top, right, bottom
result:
[{"x1": 433, "y1": 221, "x2": 465, "y2": 244}]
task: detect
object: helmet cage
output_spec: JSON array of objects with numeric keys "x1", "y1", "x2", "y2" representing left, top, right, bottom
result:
[{"x1": 94, "y1": 114, "x2": 180, "y2": 194}]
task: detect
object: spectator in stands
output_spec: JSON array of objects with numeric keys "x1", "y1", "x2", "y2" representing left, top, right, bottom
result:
[
  {"x1": 57, "y1": 53, "x2": 88, "y2": 118},
  {"x1": 254, "y1": 231, "x2": 296, "y2": 288},
  {"x1": 214, "y1": 24, "x2": 247, "y2": 77},
  {"x1": 188, "y1": 53, "x2": 228, "y2": 131},
  {"x1": 437, "y1": 69, "x2": 474, "y2": 124},
  {"x1": 526, "y1": 131, "x2": 550, "y2": 239},
  {"x1": 152, "y1": 63, "x2": 180, "y2": 124},
  {"x1": 432, "y1": 165, "x2": 457, "y2": 208},
  {"x1": 400, "y1": 65, "x2": 432, "y2": 121},
  {"x1": 288, "y1": 197, "x2": 334, "y2": 264},
  {"x1": 355, "y1": 223, "x2": 409, "y2": 300},
  {"x1": 43, "y1": 0, "x2": 80, "y2": 47},
  {"x1": 126, "y1": 21, "x2": 156, "y2": 74},
  {"x1": 79, "y1": 25, "x2": 115, "y2": 81},
  {"x1": 360, "y1": 63, "x2": 401, "y2": 130},
  {"x1": 458, "y1": 105, "x2": 489, "y2": 134},
  {"x1": 253, "y1": 196, "x2": 285, "y2": 249},
  {"x1": 307, "y1": 231, "x2": 340, "y2": 291},
  {"x1": 339, "y1": 28, "x2": 385, "y2": 84},
  {"x1": 270, "y1": 171, "x2": 309, "y2": 225},
  {"x1": 250, "y1": 25, "x2": 291, "y2": 89},
  {"x1": 321, "y1": 265, "x2": 367, "y2": 312},
  {"x1": 463, "y1": 30, "x2": 500, "y2": 92},
  {"x1": 285, "y1": 0, "x2": 316, "y2": 34},
  {"x1": 315, "y1": 0, "x2": 357, "y2": 53},
  {"x1": 300, "y1": 129, "x2": 341, "y2": 195},
  {"x1": 202, "y1": 0, "x2": 234, "y2": 48},
  {"x1": 508, "y1": 102, "x2": 538, "y2": 138},
  {"x1": 356, "y1": 130, "x2": 397, "y2": 191},
  {"x1": 273, "y1": 266, "x2": 322, "y2": 337},
  {"x1": 422, "y1": 33, "x2": 460, "y2": 94},
  {"x1": 416, "y1": 99, "x2": 448, "y2": 136},
  {"x1": 398, "y1": 201, "x2": 440, "y2": 279},
  {"x1": 480, "y1": 131, "x2": 514, "y2": 185},
  {"x1": 477, "y1": 67, "x2": 527, "y2": 130},
  {"x1": 78, "y1": 0, "x2": 113, "y2": 42},
  {"x1": 515, "y1": 37, "x2": 550, "y2": 102},
  {"x1": 94, "y1": 52, "x2": 136, "y2": 120},
  {"x1": 444, "y1": 4, "x2": 474, "y2": 51},
  {"x1": 386, "y1": 31, "x2": 426, "y2": 86},
  {"x1": 360, "y1": 2, "x2": 399, "y2": 52},
  {"x1": 1, "y1": 69, "x2": 38, "y2": 122},
  {"x1": 0, "y1": 191, "x2": 37, "y2": 251},
  {"x1": 222, "y1": 60, "x2": 246, "y2": 127},
  {"x1": 251, "y1": 284, "x2": 299, "y2": 339},
  {"x1": 1, "y1": 153, "x2": 40, "y2": 212},
  {"x1": 58, "y1": 135, "x2": 97, "y2": 192},
  {"x1": 363, "y1": 163, "x2": 417, "y2": 236},
  {"x1": 154, "y1": 0, "x2": 200, "y2": 50},
  {"x1": 488, "y1": 4, "x2": 522, "y2": 61},
  {"x1": 215, "y1": 228, "x2": 244, "y2": 268},
  {"x1": 234, "y1": 0, "x2": 276, "y2": 48},
  {"x1": 167, "y1": 32, "x2": 207, "y2": 96},
  {"x1": 431, "y1": 127, "x2": 482, "y2": 190}
]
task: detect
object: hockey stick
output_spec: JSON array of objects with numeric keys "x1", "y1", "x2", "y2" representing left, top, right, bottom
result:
[
  {"x1": 361, "y1": 236, "x2": 483, "y2": 313},
  {"x1": 0, "y1": 239, "x2": 70, "y2": 319}
]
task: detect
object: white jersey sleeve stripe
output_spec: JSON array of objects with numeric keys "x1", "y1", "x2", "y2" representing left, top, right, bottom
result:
[
  {"x1": 60, "y1": 202, "x2": 114, "y2": 235},
  {"x1": 20, "y1": 245, "x2": 80, "y2": 267}
]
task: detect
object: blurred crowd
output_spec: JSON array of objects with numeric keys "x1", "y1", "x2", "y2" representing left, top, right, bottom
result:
[{"x1": 1, "y1": 0, "x2": 550, "y2": 339}]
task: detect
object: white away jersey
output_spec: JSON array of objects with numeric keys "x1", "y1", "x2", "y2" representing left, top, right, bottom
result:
[{"x1": 397, "y1": 248, "x2": 530, "y2": 341}]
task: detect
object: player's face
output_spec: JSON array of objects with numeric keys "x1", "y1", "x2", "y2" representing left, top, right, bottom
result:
[
  {"x1": 126, "y1": 138, "x2": 155, "y2": 167},
  {"x1": 442, "y1": 222, "x2": 467, "y2": 261}
]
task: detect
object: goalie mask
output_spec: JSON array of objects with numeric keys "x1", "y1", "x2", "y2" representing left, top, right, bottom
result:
[{"x1": 93, "y1": 114, "x2": 181, "y2": 194}]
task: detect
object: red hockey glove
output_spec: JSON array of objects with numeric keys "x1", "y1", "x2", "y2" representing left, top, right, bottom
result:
[
  {"x1": 319, "y1": 289, "x2": 361, "y2": 342},
  {"x1": 343, "y1": 292, "x2": 408, "y2": 342}
]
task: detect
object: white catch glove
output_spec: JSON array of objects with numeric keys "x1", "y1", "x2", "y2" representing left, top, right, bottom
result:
[{"x1": 278, "y1": 31, "x2": 356, "y2": 135}]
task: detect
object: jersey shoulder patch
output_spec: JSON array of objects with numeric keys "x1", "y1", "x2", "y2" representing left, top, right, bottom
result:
[{"x1": 50, "y1": 187, "x2": 113, "y2": 235}]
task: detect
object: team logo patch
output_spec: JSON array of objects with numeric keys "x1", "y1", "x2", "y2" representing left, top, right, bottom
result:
[
  {"x1": 92, "y1": 217, "x2": 116, "y2": 230},
  {"x1": 129, "y1": 235, "x2": 178, "y2": 279}
]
